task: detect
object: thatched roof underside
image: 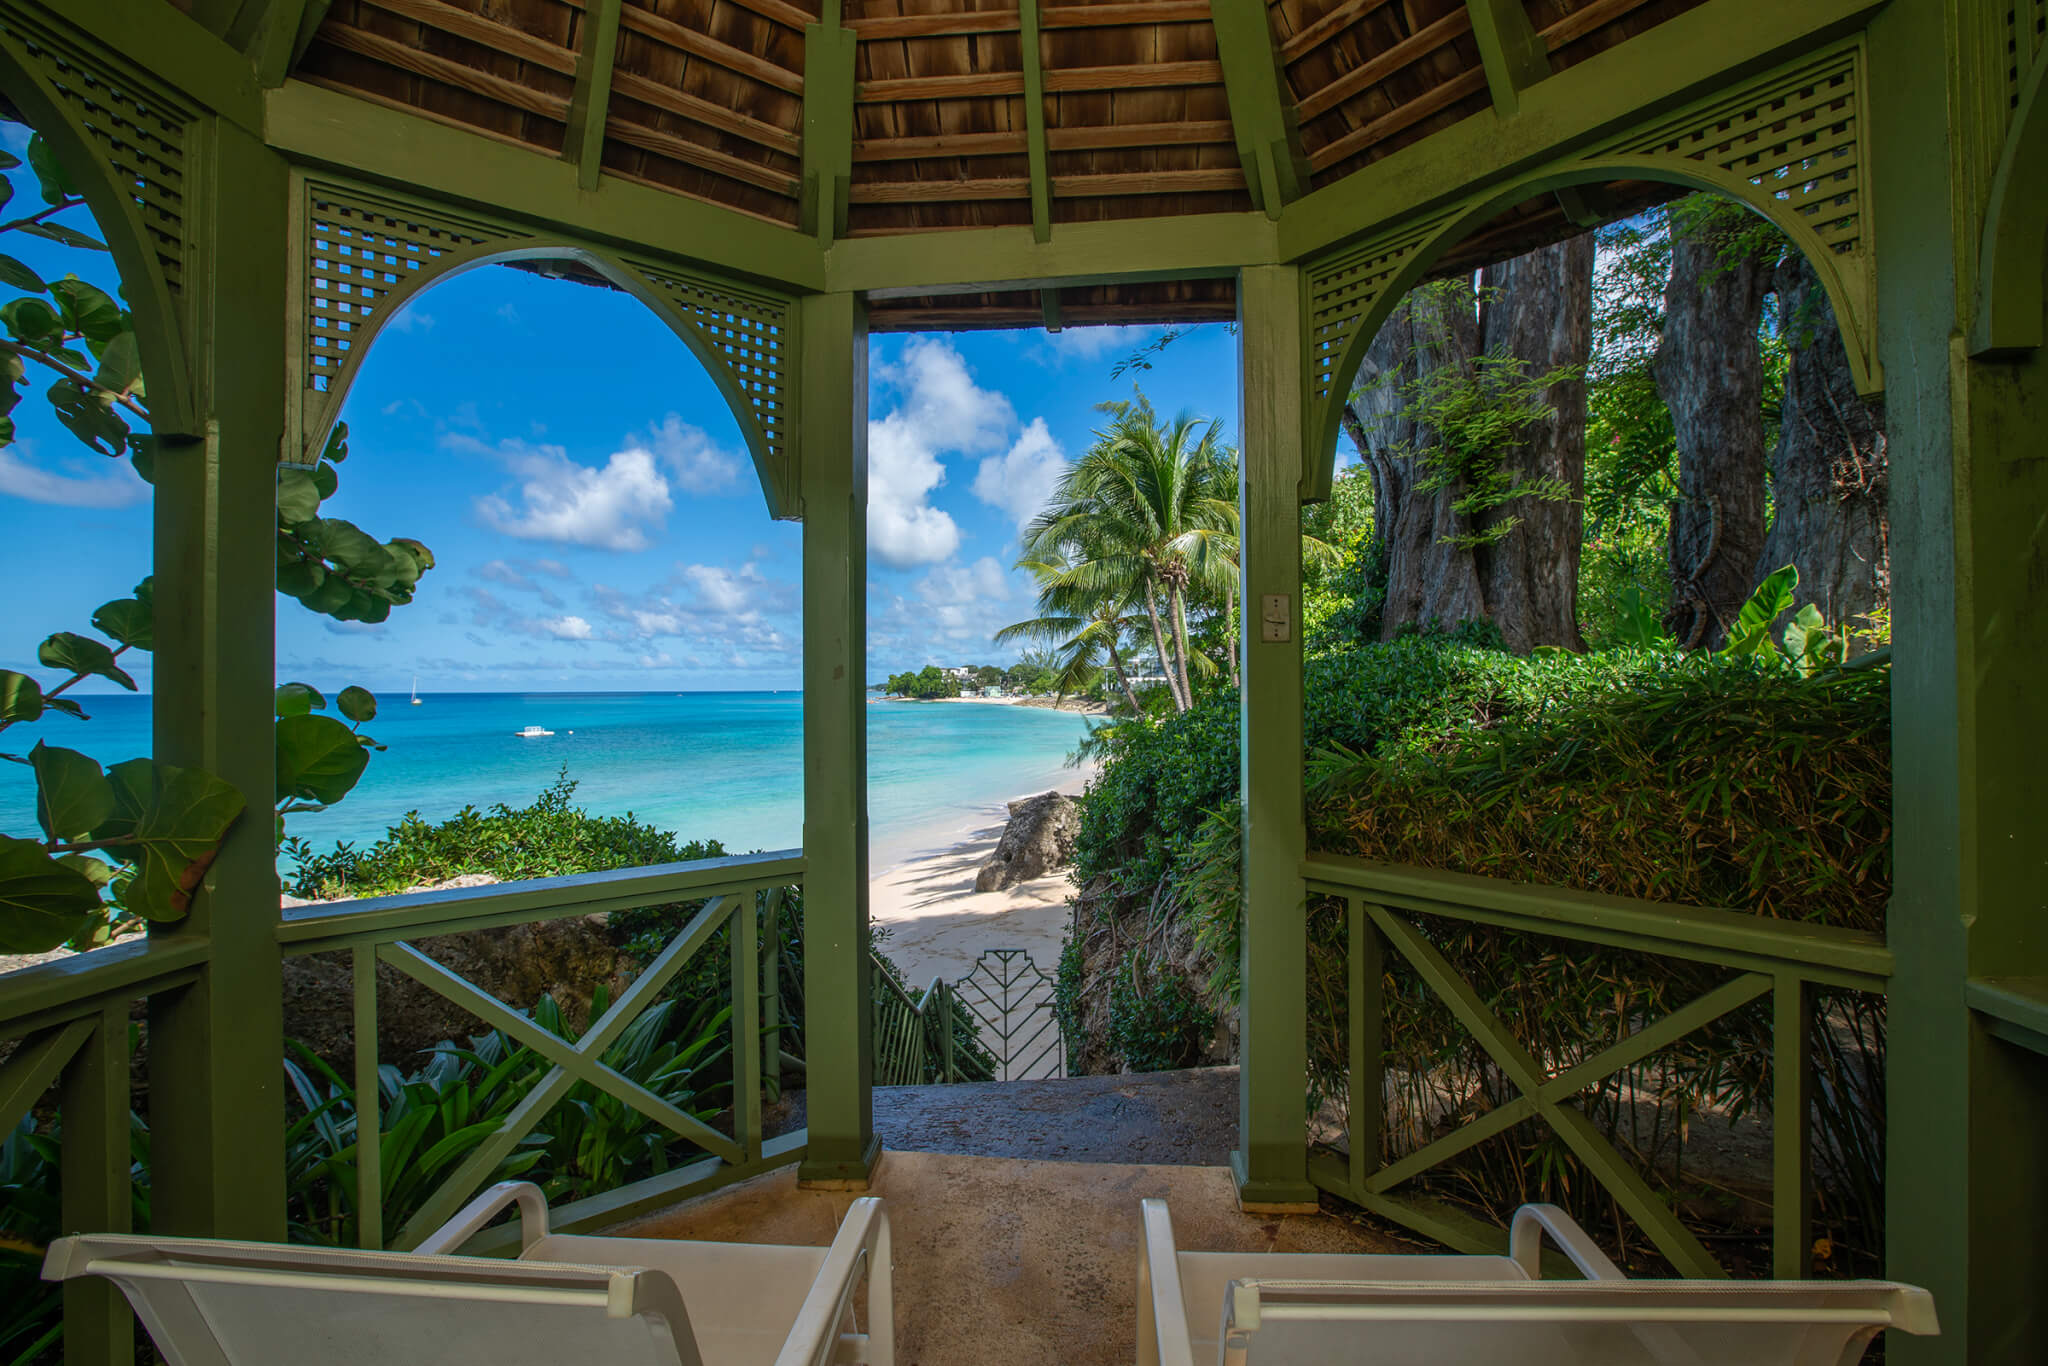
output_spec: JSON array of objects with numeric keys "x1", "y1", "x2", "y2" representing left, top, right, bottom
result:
[{"x1": 280, "y1": 0, "x2": 1712, "y2": 322}]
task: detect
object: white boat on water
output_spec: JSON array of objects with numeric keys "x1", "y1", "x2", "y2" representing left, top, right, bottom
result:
[
  {"x1": 410, "y1": 674, "x2": 422, "y2": 704},
  {"x1": 515, "y1": 725, "x2": 554, "y2": 738}
]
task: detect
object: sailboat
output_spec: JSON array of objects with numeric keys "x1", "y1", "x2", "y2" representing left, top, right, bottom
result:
[{"x1": 410, "y1": 674, "x2": 422, "y2": 705}]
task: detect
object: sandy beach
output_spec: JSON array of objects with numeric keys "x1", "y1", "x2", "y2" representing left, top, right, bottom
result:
[{"x1": 868, "y1": 769, "x2": 1092, "y2": 987}]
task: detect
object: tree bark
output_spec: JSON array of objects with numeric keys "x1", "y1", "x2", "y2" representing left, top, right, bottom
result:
[
  {"x1": 1472, "y1": 234, "x2": 1593, "y2": 653},
  {"x1": 1141, "y1": 581, "x2": 1185, "y2": 711},
  {"x1": 1105, "y1": 634, "x2": 1143, "y2": 714},
  {"x1": 1754, "y1": 253, "x2": 1889, "y2": 631},
  {"x1": 1654, "y1": 214, "x2": 1774, "y2": 649},
  {"x1": 1345, "y1": 234, "x2": 1594, "y2": 651}
]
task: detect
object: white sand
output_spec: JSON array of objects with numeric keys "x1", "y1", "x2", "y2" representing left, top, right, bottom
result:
[{"x1": 868, "y1": 771, "x2": 1091, "y2": 987}]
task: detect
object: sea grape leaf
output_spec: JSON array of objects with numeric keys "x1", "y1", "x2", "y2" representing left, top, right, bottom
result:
[
  {"x1": 274, "y1": 682, "x2": 325, "y2": 717},
  {"x1": 38, "y1": 631, "x2": 136, "y2": 690},
  {"x1": 336, "y1": 686, "x2": 377, "y2": 724},
  {"x1": 307, "y1": 517, "x2": 392, "y2": 577},
  {"x1": 1, "y1": 296, "x2": 61, "y2": 345},
  {"x1": 25, "y1": 135, "x2": 72, "y2": 206},
  {"x1": 276, "y1": 558, "x2": 326, "y2": 600},
  {"x1": 94, "y1": 759, "x2": 246, "y2": 922},
  {"x1": 13, "y1": 221, "x2": 107, "y2": 251},
  {"x1": 276, "y1": 467, "x2": 323, "y2": 522},
  {"x1": 323, "y1": 422, "x2": 349, "y2": 463},
  {"x1": 91, "y1": 331, "x2": 142, "y2": 396},
  {"x1": 48, "y1": 278, "x2": 123, "y2": 349},
  {"x1": 31, "y1": 742, "x2": 113, "y2": 842},
  {"x1": 90, "y1": 596, "x2": 153, "y2": 651},
  {"x1": 0, "y1": 834, "x2": 104, "y2": 952},
  {"x1": 276, "y1": 713, "x2": 370, "y2": 805},
  {"x1": 0, "y1": 148, "x2": 20, "y2": 171},
  {"x1": 311, "y1": 461, "x2": 339, "y2": 499},
  {"x1": 0, "y1": 254, "x2": 45, "y2": 292},
  {"x1": 47, "y1": 379, "x2": 129, "y2": 456},
  {"x1": 0, "y1": 670, "x2": 42, "y2": 722},
  {"x1": 56, "y1": 852, "x2": 114, "y2": 888}
]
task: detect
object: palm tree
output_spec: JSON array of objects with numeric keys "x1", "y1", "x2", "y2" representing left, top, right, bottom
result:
[
  {"x1": 1021, "y1": 402, "x2": 1239, "y2": 711},
  {"x1": 996, "y1": 544, "x2": 1147, "y2": 712}
]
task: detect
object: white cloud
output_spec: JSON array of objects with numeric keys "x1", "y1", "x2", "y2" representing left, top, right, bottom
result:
[
  {"x1": 1048, "y1": 324, "x2": 1159, "y2": 362},
  {"x1": 644, "y1": 413, "x2": 743, "y2": 494},
  {"x1": 679, "y1": 563, "x2": 758, "y2": 613},
  {"x1": 474, "y1": 558, "x2": 566, "y2": 606},
  {"x1": 541, "y1": 615, "x2": 594, "y2": 640},
  {"x1": 385, "y1": 306, "x2": 435, "y2": 335},
  {"x1": 895, "y1": 556, "x2": 1019, "y2": 642},
  {"x1": 474, "y1": 440, "x2": 674, "y2": 550},
  {"x1": 0, "y1": 448, "x2": 151, "y2": 508},
  {"x1": 972, "y1": 417, "x2": 1066, "y2": 529},
  {"x1": 866, "y1": 338, "x2": 1015, "y2": 569}
]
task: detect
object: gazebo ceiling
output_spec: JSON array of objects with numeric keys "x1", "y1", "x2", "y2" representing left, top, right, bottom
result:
[{"x1": 267, "y1": 0, "x2": 1711, "y2": 321}]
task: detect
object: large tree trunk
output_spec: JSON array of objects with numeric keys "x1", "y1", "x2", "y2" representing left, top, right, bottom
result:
[
  {"x1": 1348, "y1": 281, "x2": 1488, "y2": 635},
  {"x1": 1754, "y1": 253, "x2": 1889, "y2": 630},
  {"x1": 1345, "y1": 235, "x2": 1594, "y2": 651},
  {"x1": 1472, "y1": 234, "x2": 1593, "y2": 653},
  {"x1": 1654, "y1": 212, "x2": 1774, "y2": 649}
]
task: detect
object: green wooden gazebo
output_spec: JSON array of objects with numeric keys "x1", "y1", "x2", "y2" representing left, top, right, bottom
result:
[{"x1": 0, "y1": 0, "x2": 2043, "y2": 1361}]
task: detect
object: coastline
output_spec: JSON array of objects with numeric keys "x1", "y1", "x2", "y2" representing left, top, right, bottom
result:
[{"x1": 875, "y1": 693, "x2": 1115, "y2": 716}]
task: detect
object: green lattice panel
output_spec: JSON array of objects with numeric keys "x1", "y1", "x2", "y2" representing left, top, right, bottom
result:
[
  {"x1": 1597, "y1": 44, "x2": 1865, "y2": 257},
  {"x1": 0, "y1": 4, "x2": 192, "y2": 295},
  {"x1": 625, "y1": 259, "x2": 793, "y2": 469},
  {"x1": 301, "y1": 181, "x2": 527, "y2": 401},
  {"x1": 1304, "y1": 208, "x2": 1460, "y2": 410}
]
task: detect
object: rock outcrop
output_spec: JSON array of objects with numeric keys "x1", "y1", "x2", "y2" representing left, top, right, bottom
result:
[{"x1": 975, "y1": 791, "x2": 1080, "y2": 892}]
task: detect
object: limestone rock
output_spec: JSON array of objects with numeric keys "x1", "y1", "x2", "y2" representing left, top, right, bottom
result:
[{"x1": 975, "y1": 792, "x2": 1080, "y2": 893}]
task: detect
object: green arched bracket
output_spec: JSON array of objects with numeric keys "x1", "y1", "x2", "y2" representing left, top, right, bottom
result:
[
  {"x1": 1300, "y1": 39, "x2": 1879, "y2": 501},
  {"x1": 1969, "y1": 44, "x2": 2047, "y2": 360},
  {"x1": 0, "y1": 5, "x2": 198, "y2": 438},
  {"x1": 288, "y1": 176, "x2": 800, "y2": 519}
]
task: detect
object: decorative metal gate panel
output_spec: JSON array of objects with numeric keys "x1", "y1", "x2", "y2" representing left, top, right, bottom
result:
[{"x1": 955, "y1": 948, "x2": 1065, "y2": 1081}]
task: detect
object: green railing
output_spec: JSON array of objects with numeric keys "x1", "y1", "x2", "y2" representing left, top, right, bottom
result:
[
  {"x1": 873, "y1": 968, "x2": 992, "y2": 1086},
  {"x1": 0, "y1": 935, "x2": 211, "y2": 1366},
  {"x1": 278, "y1": 850, "x2": 806, "y2": 1251},
  {"x1": 1301, "y1": 854, "x2": 1893, "y2": 1280}
]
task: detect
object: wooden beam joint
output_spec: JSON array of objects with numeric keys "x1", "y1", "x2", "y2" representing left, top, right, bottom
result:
[
  {"x1": 1022, "y1": 0, "x2": 1052, "y2": 242},
  {"x1": 1208, "y1": 0, "x2": 1306, "y2": 218},
  {"x1": 803, "y1": 6, "x2": 858, "y2": 244},
  {"x1": 1465, "y1": 0, "x2": 1552, "y2": 117},
  {"x1": 565, "y1": 0, "x2": 623, "y2": 191}
]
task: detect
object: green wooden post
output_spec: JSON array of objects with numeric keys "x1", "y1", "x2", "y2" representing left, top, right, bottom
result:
[
  {"x1": 1769, "y1": 975, "x2": 1811, "y2": 1280},
  {"x1": 1347, "y1": 897, "x2": 1382, "y2": 1193},
  {"x1": 763, "y1": 887, "x2": 784, "y2": 1094},
  {"x1": 796, "y1": 292, "x2": 877, "y2": 1186},
  {"x1": 1232, "y1": 264, "x2": 1317, "y2": 1210},
  {"x1": 732, "y1": 884, "x2": 763, "y2": 1166},
  {"x1": 59, "y1": 1008, "x2": 133, "y2": 1366},
  {"x1": 352, "y1": 944, "x2": 382, "y2": 1250},
  {"x1": 146, "y1": 115, "x2": 288, "y2": 1243},
  {"x1": 1874, "y1": 2, "x2": 2048, "y2": 1358}
]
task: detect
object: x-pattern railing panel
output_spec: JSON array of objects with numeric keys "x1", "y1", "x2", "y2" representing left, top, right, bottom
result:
[{"x1": 955, "y1": 948, "x2": 1063, "y2": 1081}]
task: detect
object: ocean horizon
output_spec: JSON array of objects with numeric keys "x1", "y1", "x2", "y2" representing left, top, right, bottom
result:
[{"x1": 0, "y1": 690, "x2": 1098, "y2": 876}]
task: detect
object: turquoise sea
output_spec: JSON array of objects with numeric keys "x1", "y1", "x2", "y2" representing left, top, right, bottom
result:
[{"x1": 0, "y1": 692, "x2": 1097, "y2": 873}]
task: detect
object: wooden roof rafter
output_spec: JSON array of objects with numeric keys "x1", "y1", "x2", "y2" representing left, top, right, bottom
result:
[
  {"x1": 563, "y1": 0, "x2": 622, "y2": 188},
  {"x1": 1209, "y1": 0, "x2": 1308, "y2": 216}
]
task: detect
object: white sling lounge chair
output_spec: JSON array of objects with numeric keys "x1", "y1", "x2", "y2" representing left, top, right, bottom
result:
[
  {"x1": 44, "y1": 1181, "x2": 892, "y2": 1366},
  {"x1": 1137, "y1": 1198, "x2": 1935, "y2": 1366}
]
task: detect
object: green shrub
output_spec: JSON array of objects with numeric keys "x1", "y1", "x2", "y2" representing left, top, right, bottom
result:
[{"x1": 1107, "y1": 954, "x2": 1211, "y2": 1073}]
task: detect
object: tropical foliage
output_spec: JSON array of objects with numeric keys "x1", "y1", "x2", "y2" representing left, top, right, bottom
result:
[{"x1": 0, "y1": 124, "x2": 434, "y2": 952}]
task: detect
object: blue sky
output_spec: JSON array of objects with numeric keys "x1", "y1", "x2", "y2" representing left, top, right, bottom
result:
[{"x1": 0, "y1": 138, "x2": 1243, "y2": 694}]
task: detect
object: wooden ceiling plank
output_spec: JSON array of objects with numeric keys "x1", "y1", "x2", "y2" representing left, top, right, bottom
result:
[
  {"x1": 1210, "y1": 0, "x2": 1306, "y2": 215},
  {"x1": 849, "y1": 119, "x2": 1236, "y2": 161},
  {"x1": 858, "y1": 60, "x2": 1221, "y2": 102},
  {"x1": 847, "y1": 166, "x2": 1242, "y2": 203},
  {"x1": 606, "y1": 116, "x2": 803, "y2": 193},
  {"x1": 610, "y1": 70, "x2": 802, "y2": 153},
  {"x1": 1021, "y1": 0, "x2": 1052, "y2": 241},
  {"x1": 565, "y1": 0, "x2": 625, "y2": 189},
  {"x1": 717, "y1": 0, "x2": 821, "y2": 32},
  {"x1": 353, "y1": 0, "x2": 579, "y2": 73},
  {"x1": 802, "y1": 0, "x2": 859, "y2": 240},
  {"x1": 1040, "y1": 2, "x2": 1214, "y2": 27},
  {"x1": 843, "y1": 3, "x2": 1207, "y2": 40},
  {"x1": 618, "y1": 3, "x2": 805, "y2": 94},
  {"x1": 1306, "y1": 65, "x2": 1488, "y2": 170},
  {"x1": 1296, "y1": 7, "x2": 1473, "y2": 121},
  {"x1": 847, "y1": 10, "x2": 1021, "y2": 39},
  {"x1": 1466, "y1": 0, "x2": 1552, "y2": 116},
  {"x1": 316, "y1": 24, "x2": 571, "y2": 120},
  {"x1": 1277, "y1": 0, "x2": 1403, "y2": 64},
  {"x1": 1536, "y1": 0, "x2": 1664, "y2": 52},
  {"x1": 853, "y1": 130, "x2": 1031, "y2": 159}
]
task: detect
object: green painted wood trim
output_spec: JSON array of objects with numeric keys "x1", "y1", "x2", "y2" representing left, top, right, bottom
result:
[
  {"x1": 18, "y1": 0, "x2": 264, "y2": 133},
  {"x1": 1967, "y1": 977, "x2": 2048, "y2": 1056},
  {"x1": 732, "y1": 891, "x2": 763, "y2": 1164},
  {"x1": 1464, "y1": 0, "x2": 1551, "y2": 118},
  {"x1": 763, "y1": 887, "x2": 785, "y2": 1091},
  {"x1": 801, "y1": 13, "x2": 857, "y2": 244},
  {"x1": 1208, "y1": 0, "x2": 1306, "y2": 215},
  {"x1": 0, "y1": 938, "x2": 210, "y2": 1034},
  {"x1": 1277, "y1": 0, "x2": 1887, "y2": 261},
  {"x1": 1233, "y1": 264, "x2": 1316, "y2": 1207},
  {"x1": 1308, "y1": 1153, "x2": 1508, "y2": 1256},
  {"x1": 1303, "y1": 856, "x2": 1893, "y2": 988},
  {"x1": 1967, "y1": 45, "x2": 2047, "y2": 358},
  {"x1": 796, "y1": 292, "x2": 877, "y2": 1185},
  {"x1": 1771, "y1": 975, "x2": 1813, "y2": 1279},
  {"x1": 377, "y1": 940, "x2": 744, "y2": 1162},
  {"x1": 265, "y1": 81, "x2": 827, "y2": 290},
  {"x1": 350, "y1": 944, "x2": 381, "y2": 1249},
  {"x1": 1345, "y1": 897, "x2": 1381, "y2": 1192},
  {"x1": 0, "y1": 1018, "x2": 95, "y2": 1136},
  {"x1": 1021, "y1": 0, "x2": 1051, "y2": 241},
  {"x1": 245, "y1": 0, "x2": 317, "y2": 88},
  {"x1": 827, "y1": 212, "x2": 1274, "y2": 294},
  {"x1": 563, "y1": 0, "x2": 623, "y2": 192},
  {"x1": 60, "y1": 1006, "x2": 135, "y2": 1366},
  {"x1": 278, "y1": 852, "x2": 803, "y2": 950}
]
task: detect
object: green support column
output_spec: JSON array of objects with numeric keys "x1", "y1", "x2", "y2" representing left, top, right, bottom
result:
[
  {"x1": 1873, "y1": 3, "x2": 2048, "y2": 1361},
  {"x1": 797, "y1": 291, "x2": 878, "y2": 1186},
  {"x1": 1232, "y1": 264, "x2": 1317, "y2": 1210},
  {"x1": 147, "y1": 115, "x2": 288, "y2": 1241}
]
